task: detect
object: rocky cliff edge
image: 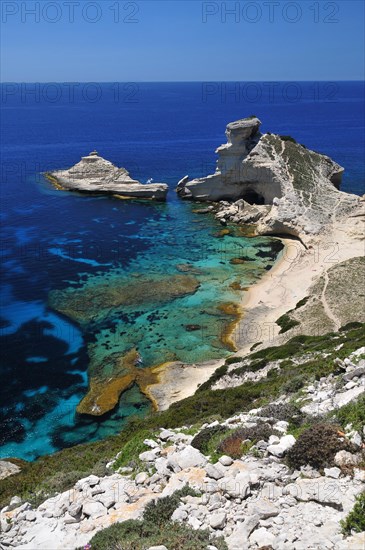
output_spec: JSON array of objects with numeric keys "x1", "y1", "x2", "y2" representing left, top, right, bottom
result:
[{"x1": 177, "y1": 117, "x2": 362, "y2": 241}]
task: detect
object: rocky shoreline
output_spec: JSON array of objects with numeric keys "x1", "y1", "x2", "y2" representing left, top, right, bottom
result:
[
  {"x1": 146, "y1": 217, "x2": 364, "y2": 412},
  {"x1": 163, "y1": 116, "x2": 365, "y2": 408}
]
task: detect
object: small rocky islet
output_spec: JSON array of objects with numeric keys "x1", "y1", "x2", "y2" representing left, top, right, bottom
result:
[
  {"x1": 2, "y1": 117, "x2": 364, "y2": 549},
  {"x1": 46, "y1": 150, "x2": 168, "y2": 200}
]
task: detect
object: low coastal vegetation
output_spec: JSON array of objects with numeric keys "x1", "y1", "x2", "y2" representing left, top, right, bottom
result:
[
  {"x1": 216, "y1": 423, "x2": 279, "y2": 460},
  {"x1": 276, "y1": 313, "x2": 300, "y2": 334},
  {"x1": 191, "y1": 425, "x2": 229, "y2": 457},
  {"x1": 74, "y1": 487, "x2": 228, "y2": 549},
  {"x1": 332, "y1": 395, "x2": 365, "y2": 434},
  {"x1": 112, "y1": 429, "x2": 153, "y2": 473},
  {"x1": 275, "y1": 295, "x2": 309, "y2": 333},
  {"x1": 275, "y1": 258, "x2": 365, "y2": 339},
  {"x1": 1, "y1": 322, "x2": 364, "y2": 509},
  {"x1": 341, "y1": 492, "x2": 365, "y2": 535},
  {"x1": 77, "y1": 518, "x2": 228, "y2": 550},
  {"x1": 279, "y1": 134, "x2": 297, "y2": 144},
  {"x1": 286, "y1": 423, "x2": 356, "y2": 470}
]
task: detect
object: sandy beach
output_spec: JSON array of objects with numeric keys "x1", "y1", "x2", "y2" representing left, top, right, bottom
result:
[
  {"x1": 235, "y1": 211, "x2": 364, "y2": 352},
  {"x1": 147, "y1": 201, "x2": 365, "y2": 410}
]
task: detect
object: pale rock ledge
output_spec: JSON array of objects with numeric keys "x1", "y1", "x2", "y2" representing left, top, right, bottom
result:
[{"x1": 46, "y1": 151, "x2": 168, "y2": 201}]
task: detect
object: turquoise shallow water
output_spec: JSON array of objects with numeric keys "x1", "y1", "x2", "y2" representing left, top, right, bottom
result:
[
  {"x1": 55, "y1": 204, "x2": 279, "y2": 369},
  {"x1": 0, "y1": 182, "x2": 281, "y2": 461},
  {"x1": 1, "y1": 81, "x2": 363, "y2": 461}
]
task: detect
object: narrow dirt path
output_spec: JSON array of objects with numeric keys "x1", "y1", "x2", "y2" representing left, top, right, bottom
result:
[{"x1": 321, "y1": 269, "x2": 341, "y2": 331}]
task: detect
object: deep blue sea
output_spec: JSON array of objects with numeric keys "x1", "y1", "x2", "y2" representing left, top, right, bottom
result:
[{"x1": 1, "y1": 82, "x2": 364, "y2": 461}]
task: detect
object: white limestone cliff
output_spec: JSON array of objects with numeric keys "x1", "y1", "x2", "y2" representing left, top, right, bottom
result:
[{"x1": 177, "y1": 117, "x2": 361, "y2": 240}]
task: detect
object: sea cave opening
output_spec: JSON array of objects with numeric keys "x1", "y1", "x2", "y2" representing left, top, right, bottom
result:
[{"x1": 240, "y1": 188, "x2": 266, "y2": 205}]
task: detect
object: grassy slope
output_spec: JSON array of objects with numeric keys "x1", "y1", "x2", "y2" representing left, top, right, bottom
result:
[{"x1": 275, "y1": 257, "x2": 365, "y2": 338}]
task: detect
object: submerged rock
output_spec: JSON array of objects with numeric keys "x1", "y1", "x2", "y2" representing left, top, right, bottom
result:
[
  {"x1": 46, "y1": 151, "x2": 168, "y2": 200},
  {"x1": 76, "y1": 348, "x2": 140, "y2": 416},
  {"x1": 49, "y1": 274, "x2": 200, "y2": 325},
  {"x1": 48, "y1": 272, "x2": 203, "y2": 416},
  {"x1": 177, "y1": 117, "x2": 361, "y2": 240},
  {"x1": 185, "y1": 324, "x2": 201, "y2": 332}
]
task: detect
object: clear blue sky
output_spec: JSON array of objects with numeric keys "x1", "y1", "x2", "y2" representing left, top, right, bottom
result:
[{"x1": 1, "y1": 0, "x2": 364, "y2": 81}]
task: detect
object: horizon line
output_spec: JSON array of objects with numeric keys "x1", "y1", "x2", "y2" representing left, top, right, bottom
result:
[{"x1": 1, "y1": 80, "x2": 364, "y2": 84}]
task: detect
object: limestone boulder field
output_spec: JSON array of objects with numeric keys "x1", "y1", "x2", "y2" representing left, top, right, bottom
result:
[
  {"x1": 2, "y1": 346, "x2": 365, "y2": 550},
  {"x1": 4, "y1": 414, "x2": 364, "y2": 550},
  {"x1": 46, "y1": 150, "x2": 168, "y2": 200}
]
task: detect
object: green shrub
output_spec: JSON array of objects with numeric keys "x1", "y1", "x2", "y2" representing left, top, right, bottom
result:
[
  {"x1": 78, "y1": 518, "x2": 228, "y2": 550},
  {"x1": 286, "y1": 414, "x2": 326, "y2": 439},
  {"x1": 191, "y1": 425, "x2": 228, "y2": 455},
  {"x1": 218, "y1": 423, "x2": 277, "y2": 459},
  {"x1": 279, "y1": 135, "x2": 297, "y2": 144},
  {"x1": 339, "y1": 321, "x2": 363, "y2": 332},
  {"x1": 276, "y1": 313, "x2": 300, "y2": 334},
  {"x1": 231, "y1": 359, "x2": 267, "y2": 377},
  {"x1": 1, "y1": 324, "x2": 364, "y2": 509},
  {"x1": 287, "y1": 423, "x2": 354, "y2": 470},
  {"x1": 241, "y1": 423, "x2": 278, "y2": 442},
  {"x1": 225, "y1": 356, "x2": 244, "y2": 365},
  {"x1": 333, "y1": 395, "x2": 365, "y2": 434},
  {"x1": 266, "y1": 368, "x2": 279, "y2": 378},
  {"x1": 250, "y1": 341, "x2": 262, "y2": 351},
  {"x1": 143, "y1": 486, "x2": 197, "y2": 526},
  {"x1": 113, "y1": 429, "x2": 152, "y2": 471},
  {"x1": 91, "y1": 459, "x2": 110, "y2": 478},
  {"x1": 178, "y1": 422, "x2": 202, "y2": 436},
  {"x1": 44, "y1": 470, "x2": 85, "y2": 495},
  {"x1": 295, "y1": 296, "x2": 309, "y2": 309},
  {"x1": 260, "y1": 403, "x2": 304, "y2": 425},
  {"x1": 341, "y1": 492, "x2": 365, "y2": 535},
  {"x1": 282, "y1": 375, "x2": 306, "y2": 394},
  {"x1": 197, "y1": 364, "x2": 228, "y2": 391}
]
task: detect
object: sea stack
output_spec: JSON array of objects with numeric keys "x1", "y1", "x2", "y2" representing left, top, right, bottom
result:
[
  {"x1": 177, "y1": 117, "x2": 361, "y2": 240},
  {"x1": 46, "y1": 151, "x2": 168, "y2": 200}
]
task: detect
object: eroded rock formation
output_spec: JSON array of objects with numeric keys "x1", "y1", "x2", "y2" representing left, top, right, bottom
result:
[
  {"x1": 46, "y1": 151, "x2": 168, "y2": 200},
  {"x1": 177, "y1": 117, "x2": 361, "y2": 240}
]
